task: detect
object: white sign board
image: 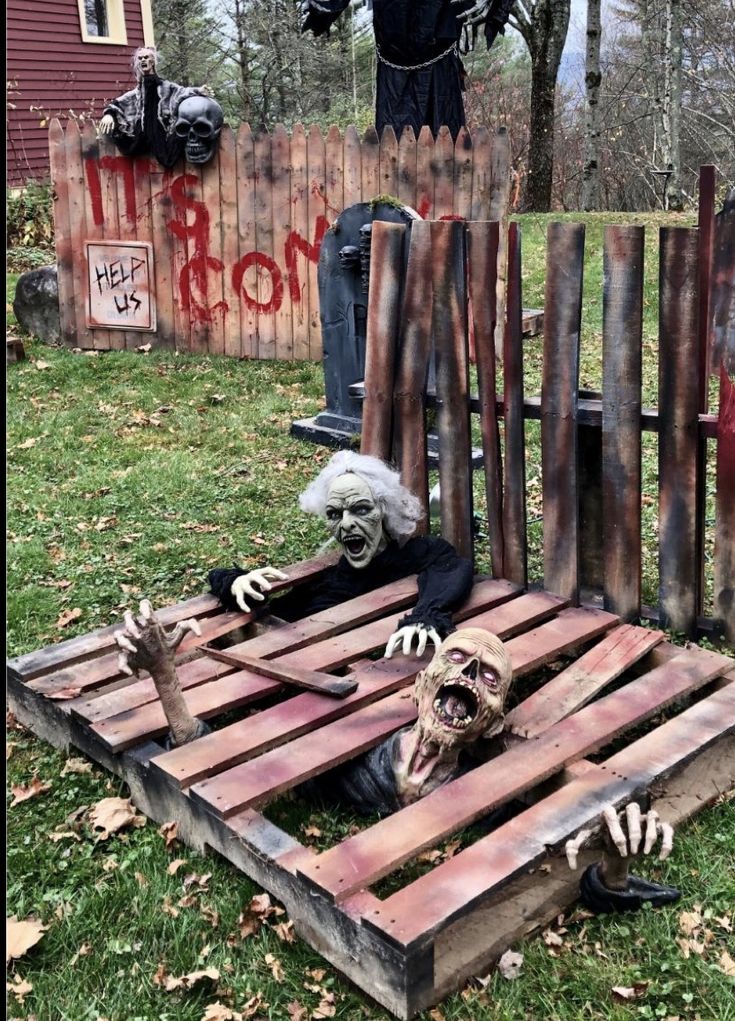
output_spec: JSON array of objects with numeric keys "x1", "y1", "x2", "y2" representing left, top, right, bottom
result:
[{"x1": 85, "y1": 241, "x2": 156, "y2": 331}]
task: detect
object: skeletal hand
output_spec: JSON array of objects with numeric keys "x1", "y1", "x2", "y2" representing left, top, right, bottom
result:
[
  {"x1": 451, "y1": 0, "x2": 492, "y2": 27},
  {"x1": 565, "y1": 802, "x2": 675, "y2": 870},
  {"x1": 99, "y1": 114, "x2": 115, "y2": 135},
  {"x1": 230, "y1": 566, "x2": 289, "y2": 613},
  {"x1": 114, "y1": 599, "x2": 201, "y2": 676},
  {"x1": 199, "y1": 84, "x2": 214, "y2": 97},
  {"x1": 384, "y1": 624, "x2": 442, "y2": 659}
]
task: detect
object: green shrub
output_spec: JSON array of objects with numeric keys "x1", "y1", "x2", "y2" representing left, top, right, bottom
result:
[
  {"x1": 6, "y1": 180, "x2": 54, "y2": 249},
  {"x1": 6, "y1": 245, "x2": 55, "y2": 273}
]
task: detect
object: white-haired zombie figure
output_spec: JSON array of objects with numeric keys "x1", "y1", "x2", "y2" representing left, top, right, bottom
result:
[
  {"x1": 99, "y1": 47, "x2": 220, "y2": 168},
  {"x1": 209, "y1": 450, "x2": 474, "y2": 658},
  {"x1": 300, "y1": 0, "x2": 514, "y2": 139}
]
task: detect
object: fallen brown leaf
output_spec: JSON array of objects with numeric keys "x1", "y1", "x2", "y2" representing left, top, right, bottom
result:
[
  {"x1": 265, "y1": 953, "x2": 284, "y2": 982},
  {"x1": 69, "y1": 942, "x2": 92, "y2": 966},
  {"x1": 7, "y1": 916, "x2": 48, "y2": 962},
  {"x1": 273, "y1": 920, "x2": 296, "y2": 943},
  {"x1": 48, "y1": 830, "x2": 81, "y2": 843},
  {"x1": 155, "y1": 965, "x2": 220, "y2": 992},
  {"x1": 56, "y1": 607, "x2": 82, "y2": 630},
  {"x1": 17, "y1": 437, "x2": 37, "y2": 449},
  {"x1": 167, "y1": 858, "x2": 188, "y2": 875},
  {"x1": 10, "y1": 778, "x2": 51, "y2": 806},
  {"x1": 159, "y1": 820, "x2": 179, "y2": 847},
  {"x1": 717, "y1": 950, "x2": 735, "y2": 977},
  {"x1": 6, "y1": 975, "x2": 33, "y2": 1004},
  {"x1": 88, "y1": 797, "x2": 142, "y2": 839},
  {"x1": 201, "y1": 1002, "x2": 242, "y2": 1021},
  {"x1": 612, "y1": 982, "x2": 649, "y2": 1002},
  {"x1": 61, "y1": 757, "x2": 92, "y2": 776},
  {"x1": 287, "y1": 1002, "x2": 307, "y2": 1021},
  {"x1": 183, "y1": 872, "x2": 212, "y2": 892}
]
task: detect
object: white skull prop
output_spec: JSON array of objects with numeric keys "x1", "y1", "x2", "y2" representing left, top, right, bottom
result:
[
  {"x1": 324, "y1": 473, "x2": 388, "y2": 568},
  {"x1": 174, "y1": 96, "x2": 224, "y2": 165}
]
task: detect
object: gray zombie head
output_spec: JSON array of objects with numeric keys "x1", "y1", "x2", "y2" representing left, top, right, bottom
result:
[{"x1": 174, "y1": 96, "x2": 224, "y2": 165}]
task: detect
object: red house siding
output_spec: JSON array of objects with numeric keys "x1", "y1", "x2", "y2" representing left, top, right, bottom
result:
[{"x1": 7, "y1": 0, "x2": 150, "y2": 186}]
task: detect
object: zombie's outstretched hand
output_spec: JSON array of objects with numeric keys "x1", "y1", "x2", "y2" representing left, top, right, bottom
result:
[
  {"x1": 115, "y1": 599, "x2": 209, "y2": 747},
  {"x1": 384, "y1": 623, "x2": 441, "y2": 659},
  {"x1": 565, "y1": 802, "x2": 680, "y2": 913},
  {"x1": 230, "y1": 567, "x2": 290, "y2": 613},
  {"x1": 99, "y1": 114, "x2": 116, "y2": 135}
]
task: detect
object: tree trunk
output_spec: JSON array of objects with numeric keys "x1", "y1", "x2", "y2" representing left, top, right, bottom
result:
[
  {"x1": 582, "y1": 0, "x2": 602, "y2": 211},
  {"x1": 513, "y1": 0, "x2": 571, "y2": 212},
  {"x1": 663, "y1": 0, "x2": 684, "y2": 210},
  {"x1": 525, "y1": 58, "x2": 558, "y2": 211}
]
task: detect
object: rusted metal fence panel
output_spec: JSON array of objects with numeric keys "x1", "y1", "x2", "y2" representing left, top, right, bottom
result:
[
  {"x1": 50, "y1": 121, "x2": 510, "y2": 360},
  {"x1": 602, "y1": 225, "x2": 644, "y2": 620}
]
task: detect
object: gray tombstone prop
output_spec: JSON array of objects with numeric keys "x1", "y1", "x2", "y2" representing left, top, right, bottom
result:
[
  {"x1": 291, "y1": 200, "x2": 418, "y2": 448},
  {"x1": 13, "y1": 265, "x2": 61, "y2": 344}
]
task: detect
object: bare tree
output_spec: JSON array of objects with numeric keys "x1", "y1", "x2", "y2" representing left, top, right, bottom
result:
[
  {"x1": 582, "y1": 0, "x2": 602, "y2": 210},
  {"x1": 511, "y1": 0, "x2": 571, "y2": 211}
]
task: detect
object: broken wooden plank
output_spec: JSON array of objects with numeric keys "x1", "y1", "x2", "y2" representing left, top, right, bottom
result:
[
  {"x1": 507, "y1": 623, "x2": 664, "y2": 737},
  {"x1": 200, "y1": 646, "x2": 358, "y2": 698}
]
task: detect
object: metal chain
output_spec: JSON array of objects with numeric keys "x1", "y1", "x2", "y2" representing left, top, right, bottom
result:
[{"x1": 375, "y1": 40, "x2": 458, "y2": 72}]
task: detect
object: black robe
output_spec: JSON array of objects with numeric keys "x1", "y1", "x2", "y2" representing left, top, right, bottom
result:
[
  {"x1": 301, "y1": 0, "x2": 514, "y2": 138},
  {"x1": 209, "y1": 533, "x2": 473, "y2": 637}
]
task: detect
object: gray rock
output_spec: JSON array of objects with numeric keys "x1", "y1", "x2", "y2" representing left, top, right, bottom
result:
[{"x1": 13, "y1": 265, "x2": 61, "y2": 343}]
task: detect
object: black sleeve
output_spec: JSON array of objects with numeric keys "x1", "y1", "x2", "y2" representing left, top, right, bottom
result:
[
  {"x1": 208, "y1": 566, "x2": 248, "y2": 610},
  {"x1": 485, "y1": 0, "x2": 514, "y2": 46},
  {"x1": 301, "y1": 0, "x2": 351, "y2": 36},
  {"x1": 396, "y1": 536, "x2": 474, "y2": 637}
]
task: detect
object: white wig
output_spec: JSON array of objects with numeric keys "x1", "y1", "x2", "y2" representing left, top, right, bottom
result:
[
  {"x1": 299, "y1": 451, "x2": 424, "y2": 543},
  {"x1": 132, "y1": 46, "x2": 158, "y2": 81}
]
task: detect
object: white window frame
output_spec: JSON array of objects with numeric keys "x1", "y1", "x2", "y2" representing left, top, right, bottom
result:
[{"x1": 77, "y1": 0, "x2": 128, "y2": 46}]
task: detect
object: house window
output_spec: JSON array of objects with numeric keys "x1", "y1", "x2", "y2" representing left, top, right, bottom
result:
[{"x1": 77, "y1": 0, "x2": 128, "y2": 45}]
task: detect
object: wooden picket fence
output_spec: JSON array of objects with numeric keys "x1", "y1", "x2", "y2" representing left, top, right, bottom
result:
[
  {"x1": 48, "y1": 120, "x2": 510, "y2": 361},
  {"x1": 358, "y1": 216, "x2": 735, "y2": 643}
]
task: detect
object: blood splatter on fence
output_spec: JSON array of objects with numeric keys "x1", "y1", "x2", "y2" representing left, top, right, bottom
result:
[{"x1": 49, "y1": 121, "x2": 511, "y2": 360}]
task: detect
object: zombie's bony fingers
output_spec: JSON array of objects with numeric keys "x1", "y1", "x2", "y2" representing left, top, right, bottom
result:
[
  {"x1": 140, "y1": 599, "x2": 154, "y2": 621},
  {"x1": 603, "y1": 804, "x2": 628, "y2": 857},
  {"x1": 243, "y1": 579, "x2": 266, "y2": 601},
  {"x1": 402, "y1": 627, "x2": 415, "y2": 656},
  {"x1": 115, "y1": 632, "x2": 138, "y2": 655},
  {"x1": 117, "y1": 652, "x2": 134, "y2": 676},
  {"x1": 123, "y1": 611, "x2": 142, "y2": 640},
  {"x1": 428, "y1": 628, "x2": 441, "y2": 650},
  {"x1": 384, "y1": 632, "x2": 400, "y2": 659},
  {"x1": 230, "y1": 577, "x2": 252, "y2": 613},
  {"x1": 166, "y1": 617, "x2": 202, "y2": 649},
  {"x1": 565, "y1": 829, "x2": 592, "y2": 870},
  {"x1": 659, "y1": 822, "x2": 674, "y2": 860},
  {"x1": 643, "y1": 809, "x2": 660, "y2": 854},
  {"x1": 626, "y1": 802, "x2": 643, "y2": 855}
]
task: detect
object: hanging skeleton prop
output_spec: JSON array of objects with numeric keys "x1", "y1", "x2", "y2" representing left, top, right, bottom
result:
[
  {"x1": 209, "y1": 451, "x2": 474, "y2": 658},
  {"x1": 98, "y1": 47, "x2": 224, "y2": 168},
  {"x1": 114, "y1": 600, "x2": 210, "y2": 747},
  {"x1": 299, "y1": 0, "x2": 514, "y2": 138}
]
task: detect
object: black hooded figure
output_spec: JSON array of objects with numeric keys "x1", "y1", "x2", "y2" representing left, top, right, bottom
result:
[{"x1": 300, "y1": 0, "x2": 514, "y2": 139}]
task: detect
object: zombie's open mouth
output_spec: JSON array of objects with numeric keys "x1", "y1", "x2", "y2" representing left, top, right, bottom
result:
[
  {"x1": 432, "y1": 681, "x2": 479, "y2": 730},
  {"x1": 343, "y1": 535, "x2": 366, "y2": 557}
]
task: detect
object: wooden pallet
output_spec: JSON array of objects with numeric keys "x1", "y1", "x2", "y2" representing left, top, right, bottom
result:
[{"x1": 7, "y1": 559, "x2": 735, "y2": 1019}]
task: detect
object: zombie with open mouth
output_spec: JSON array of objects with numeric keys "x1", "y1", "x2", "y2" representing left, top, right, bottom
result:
[{"x1": 209, "y1": 451, "x2": 474, "y2": 658}]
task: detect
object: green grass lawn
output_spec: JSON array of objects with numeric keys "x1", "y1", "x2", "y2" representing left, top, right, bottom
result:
[{"x1": 6, "y1": 213, "x2": 733, "y2": 1021}]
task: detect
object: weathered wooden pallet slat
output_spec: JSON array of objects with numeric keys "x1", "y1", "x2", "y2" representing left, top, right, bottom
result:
[
  {"x1": 298, "y1": 647, "x2": 730, "y2": 905},
  {"x1": 502, "y1": 222, "x2": 527, "y2": 588},
  {"x1": 507, "y1": 623, "x2": 664, "y2": 737},
  {"x1": 152, "y1": 656, "x2": 421, "y2": 789},
  {"x1": 365, "y1": 681, "x2": 735, "y2": 949}
]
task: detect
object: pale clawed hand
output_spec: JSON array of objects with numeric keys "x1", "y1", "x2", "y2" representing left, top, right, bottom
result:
[
  {"x1": 384, "y1": 624, "x2": 442, "y2": 659},
  {"x1": 99, "y1": 114, "x2": 115, "y2": 135},
  {"x1": 565, "y1": 802, "x2": 675, "y2": 870},
  {"x1": 230, "y1": 566, "x2": 289, "y2": 613},
  {"x1": 114, "y1": 599, "x2": 202, "y2": 676}
]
